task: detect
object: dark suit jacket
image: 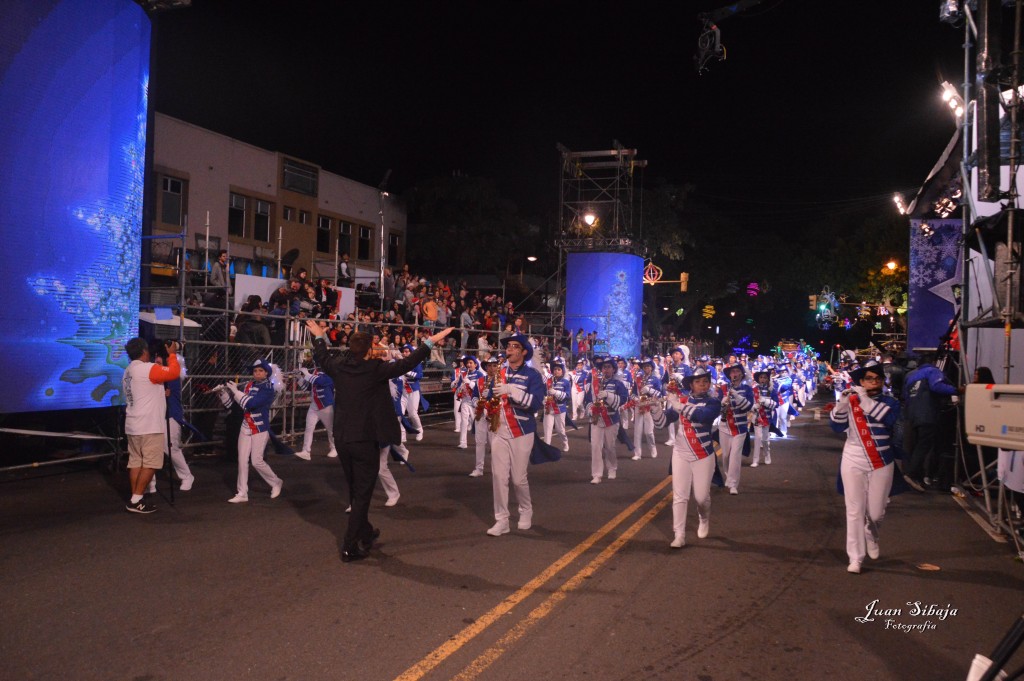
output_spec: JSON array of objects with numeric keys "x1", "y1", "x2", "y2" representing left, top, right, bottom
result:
[{"x1": 312, "y1": 339, "x2": 430, "y2": 445}]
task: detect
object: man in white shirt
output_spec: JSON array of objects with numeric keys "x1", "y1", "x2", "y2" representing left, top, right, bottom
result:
[{"x1": 122, "y1": 337, "x2": 181, "y2": 514}]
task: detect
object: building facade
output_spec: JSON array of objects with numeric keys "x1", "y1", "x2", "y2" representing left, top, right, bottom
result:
[{"x1": 150, "y1": 112, "x2": 405, "y2": 285}]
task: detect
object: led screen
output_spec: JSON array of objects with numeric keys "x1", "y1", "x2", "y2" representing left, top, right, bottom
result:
[
  {"x1": 565, "y1": 252, "x2": 643, "y2": 358},
  {"x1": 0, "y1": 0, "x2": 150, "y2": 413}
]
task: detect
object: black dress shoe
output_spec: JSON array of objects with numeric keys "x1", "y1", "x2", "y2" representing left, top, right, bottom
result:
[{"x1": 341, "y1": 547, "x2": 369, "y2": 563}]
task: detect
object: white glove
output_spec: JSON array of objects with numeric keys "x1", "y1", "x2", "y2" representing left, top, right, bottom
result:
[
  {"x1": 642, "y1": 386, "x2": 658, "y2": 397},
  {"x1": 299, "y1": 367, "x2": 311, "y2": 379},
  {"x1": 596, "y1": 390, "x2": 609, "y2": 400},
  {"x1": 495, "y1": 383, "x2": 526, "y2": 401},
  {"x1": 225, "y1": 381, "x2": 243, "y2": 400},
  {"x1": 852, "y1": 386, "x2": 868, "y2": 399},
  {"x1": 492, "y1": 383, "x2": 513, "y2": 396},
  {"x1": 666, "y1": 393, "x2": 684, "y2": 411}
]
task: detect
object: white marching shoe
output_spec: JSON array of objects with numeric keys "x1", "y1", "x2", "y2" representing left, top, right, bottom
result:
[{"x1": 670, "y1": 535, "x2": 685, "y2": 549}]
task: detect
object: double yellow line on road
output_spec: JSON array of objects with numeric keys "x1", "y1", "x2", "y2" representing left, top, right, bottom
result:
[{"x1": 394, "y1": 476, "x2": 674, "y2": 681}]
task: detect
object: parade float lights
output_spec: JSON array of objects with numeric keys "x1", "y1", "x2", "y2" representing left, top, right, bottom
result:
[{"x1": 893, "y1": 193, "x2": 908, "y2": 215}]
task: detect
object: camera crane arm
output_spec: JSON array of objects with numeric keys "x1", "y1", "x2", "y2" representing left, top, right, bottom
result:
[{"x1": 696, "y1": 0, "x2": 767, "y2": 74}]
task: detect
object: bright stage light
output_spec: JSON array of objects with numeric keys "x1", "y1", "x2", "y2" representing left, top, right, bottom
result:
[
  {"x1": 583, "y1": 212, "x2": 597, "y2": 226},
  {"x1": 526, "y1": 256, "x2": 538, "y2": 262}
]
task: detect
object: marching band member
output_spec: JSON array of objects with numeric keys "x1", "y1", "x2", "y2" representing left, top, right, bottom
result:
[
  {"x1": 224, "y1": 359, "x2": 283, "y2": 503},
  {"x1": 543, "y1": 359, "x2": 572, "y2": 452},
  {"x1": 469, "y1": 357, "x2": 500, "y2": 477},
  {"x1": 631, "y1": 358, "x2": 662, "y2": 460},
  {"x1": 400, "y1": 344, "x2": 425, "y2": 442},
  {"x1": 828, "y1": 361, "x2": 900, "y2": 574},
  {"x1": 571, "y1": 358, "x2": 588, "y2": 421},
  {"x1": 295, "y1": 359, "x2": 338, "y2": 460},
  {"x1": 585, "y1": 357, "x2": 630, "y2": 484},
  {"x1": 615, "y1": 357, "x2": 633, "y2": 429},
  {"x1": 482, "y1": 334, "x2": 546, "y2": 536},
  {"x1": 455, "y1": 356, "x2": 485, "y2": 450},
  {"x1": 651, "y1": 367, "x2": 722, "y2": 548},
  {"x1": 452, "y1": 355, "x2": 467, "y2": 433},
  {"x1": 750, "y1": 369, "x2": 775, "y2": 467},
  {"x1": 663, "y1": 347, "x2": 691, "y2": 447},
  {"x1": 719, "y1": 363, "x2": 754, "y2": 495},
  {"x1": 774, "y1": 363, "x2": 795, "y2": 438}
]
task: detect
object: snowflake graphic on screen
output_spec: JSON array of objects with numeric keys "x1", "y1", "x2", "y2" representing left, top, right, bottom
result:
[
  {"x1": 910, "y1": 222, "x2": 959, "y2": 289},
  {"x1": 604, "y1": 270, "x2": 639, "y2": 356},
  {"x1": 26, "y1": 77, "x2": 147, "y2": 405}
]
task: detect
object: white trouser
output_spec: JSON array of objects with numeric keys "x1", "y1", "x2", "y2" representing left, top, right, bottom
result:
[
  {"x1": 163, "y1": 419, "x2": 192, "y2": 482},
  {"x1": 571, "y1": 389, "x2": 584, "y2": 419},
  {"x1": 751, "y1": 424, "x2": 771, "y2": 464},
  {"x1": 459, "y1": 400, "x2": 478, "y2": 447},
  {"x1": 775, "y1": 399, "x2": 790, "y2": 437},
  {"x1": 302, "y1": 405, "x2": 336, "y2": 453},
  {"x1": 719, "y1": 428, "x2": 745, "y2": 489},
  {"x1": 666, "y1": 421, "x2": 677, "y2": 444},
  {"x1": 488, "y1": 432, "x2": 533, "y2": 522},
  {"x1": 632, "y1": 410, "x2": 656, "y2": 457},
  {"x1": 671, "y1": 453, "x2": 714, "y2": 540},
  {"x1": 543, "y1": 410, "x2": 568, "y2": 450},
  {"x1": 590, "y1": 423, "x2": 619, "y2": 479},
  {"x1": 378, "y1": 445, "x2": 401, "y2": 502},
  {"x1": 453, "y1": 395, "x2": 463, "y2": 432},
  {"x1": 402, "y1": 390, "x2": 423, "y2": 435},
  {"x1": 236, "y1": 430, "x2": 281, "y2": 496},
  {"x1": 840, "y1": 459, "x2": 894, "y2": 565},
  {"x1": 473, "y1": 416, "x2": 489, "y2": 473},
  {"x1": 619, "y1": 406, "x2": 632, "y2": 429}
]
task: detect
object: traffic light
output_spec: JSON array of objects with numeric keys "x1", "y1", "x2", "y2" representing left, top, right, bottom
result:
[{"x1": 808, "y1": 295, "x2": 818, "y2": 310}]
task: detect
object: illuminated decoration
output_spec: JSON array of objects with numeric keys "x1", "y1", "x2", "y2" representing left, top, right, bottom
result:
[
  {"x1": 675, "y1": 308, "x2": 685, "y2": 317},
  {"x1": 857, "y1": 304, "x2": 871, "y2": 319},
  {"x1": 702, "y1": 304, "x2": 715, "y2": 319},
  {"x1": 875, "y1": 322, "x2": 883, "y2": 330},
  {"x1": 643, "y1": 261, "x2": 663, "y2": 285},
  {"x1": 877, "y1": 306, "x2": 890, "y2": 316},
  {"x1": 751, "y1": 340, "x2": 759, "y2": 348},
  {"x1": 920, "y1": 222, "x2": 935, "y2": 237},
  {"x1": 745, "y1": 318, "x2": 754, "y2": 324},
  {"x1": 843, "y1": 318, "x2": 852, "y2": 330},
  {"x1": 746, "y1": 281, "x2": 759, "y2": 297},
  {"x1": 565, "y1": 253, "x2": 642, "y2": 357},
  {"x1": 0, "y1": 0, "x2": 150, "y2": 413},
  {"x1": 815, "y1": 287, "x2": 839, "y2": 329}
]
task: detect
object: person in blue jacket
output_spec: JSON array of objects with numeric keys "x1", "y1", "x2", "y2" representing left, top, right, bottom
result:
[
  {"x1": 399, "y1": 344, "x2": 425, "y2": 442},
  {"x1": 901, "y1": 353, "x2": 959, "y2": 491}
]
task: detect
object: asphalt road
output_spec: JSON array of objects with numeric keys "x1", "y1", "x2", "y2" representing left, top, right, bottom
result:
[{"x1": 2, "y1": 399, "x2": 1022, "y2": 681}]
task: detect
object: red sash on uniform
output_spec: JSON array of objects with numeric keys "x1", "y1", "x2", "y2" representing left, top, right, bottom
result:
[
  {"x1": 500, "y1": 367, "x2": 524, "y2": 437},
  {"x1": 677, "y1": 396, "x2": 710, "y2": 459},
  {"x1": 849, "y1": 394, "x2": 885, "y2": 469},
  {"x1": 722, "y1": 384, "x2": 739, "y2": 436},
  {"x1": 752, "y1": 386, "x2": 769, "y2": 427}
]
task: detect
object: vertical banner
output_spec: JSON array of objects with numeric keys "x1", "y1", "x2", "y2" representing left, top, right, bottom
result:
[
  {"x1": 908, "y1": 219, "x2": 960, "y2": 350},
  {"x1": 565, "y1": 252, "x2": 643, "y2": 358}
]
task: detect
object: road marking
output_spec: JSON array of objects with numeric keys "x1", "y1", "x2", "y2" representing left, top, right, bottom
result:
[
  {"x1": 393, "y1": 476, "x2": 672, "y2": 681},
  {"x1": 451, "y1": 491, "x2": 673, "y2": 680}
]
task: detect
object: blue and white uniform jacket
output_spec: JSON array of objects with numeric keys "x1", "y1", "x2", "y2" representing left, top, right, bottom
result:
[
  {"x1": 583, "y1": 374, "x2": 630, "y2": 427},
  {"x1": 829, "y1": 391, "x2": 900, "y2": 469},
  {"x1": 483, "y1": 364, "x2": 546, "y2": 438},
  {"x1": 455, "y1": 368, "x2": 486, "y2": 406},
  {"x1": 299, "y1": 369, "x2": 335, "y2": 410},
  {"x1": 240, "y1": 379, "x2": 275, "y2": 434},
  {"x1": 720, "y1": 383, "x2": 754, "y2": 435},
  {"x1": 652, "y1": 393, "x2": 722, "y2": 461}
]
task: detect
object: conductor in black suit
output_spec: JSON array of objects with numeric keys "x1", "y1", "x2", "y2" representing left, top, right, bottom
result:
[{"x1": 307, "y1": 319, "x2": 454, "y2": 562}]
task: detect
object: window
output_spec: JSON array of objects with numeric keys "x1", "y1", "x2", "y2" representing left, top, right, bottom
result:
[
  {"x1": 339, "y1": 221, "x2": 352, "y2": 255},
  {"x1": 317, "y1": 215, "x2": 332, "y2": 253},
  {"x1": 388, "y1": 233, "x2": 400, "y2": 265},
  {"x1": 254, "y1": 200, "x2": 271, "y2": 242},
  {"x1": 283, "y1": 206, "x2": 294, "y2": 221},
  {"x1": 160, "y1": 176, "x2": 186, "y2": 226},
  {"x1": 282, "y1": 158, "x2": 318, "y2": 196},
  {"x1": 358, "y1": 225, "x2": 372, "y2": 260},
  {"x1": 298, "y1": 210, "x2": 310, "y2": 225},
  {"x1": 228, "y1": 193, "x2": 246, "y2": 237}
]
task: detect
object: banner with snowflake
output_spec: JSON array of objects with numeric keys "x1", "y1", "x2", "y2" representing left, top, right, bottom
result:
[
  {"x1": 908, "y1": 219, "x2": 960, "y2": 350},
  {"x1": 565, "y1": 253, "x2": 643, "y2": 358}
]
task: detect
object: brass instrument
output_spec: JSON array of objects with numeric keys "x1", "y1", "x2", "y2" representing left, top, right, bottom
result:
[{"x1": 485, "y1": 369, "x2": 505, "y2": 432}]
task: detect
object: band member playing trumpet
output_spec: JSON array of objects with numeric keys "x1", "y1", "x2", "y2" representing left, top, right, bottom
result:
[
  {"x1": 585, "y1": 357, "x2": 630, "y2": 484},
  {"x1": 631, "y1": 358, "x2": 663, "y2": 460},
  {"x1": 455, "y1": 356, "x2": 485, "y2": 450},
  {"x1": 719, "y1": 363, "x2": 754, "y2": 495},
  {"x1": 750, "y1": 369, "x2": 776, "y2": 467},
  {"x1": 483, "y1": 334, "x2": 546, "y2": 537}
]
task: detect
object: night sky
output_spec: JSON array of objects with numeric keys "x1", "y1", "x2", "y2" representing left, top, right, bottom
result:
[{"x1": 151, "y1": 0, "x2": 966, "y2": 234}]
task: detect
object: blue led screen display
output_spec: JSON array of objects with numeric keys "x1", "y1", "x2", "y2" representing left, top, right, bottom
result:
[
  {"x1": 0, "y1": 0, "x2": 150, "y2": 413},
  {"x1": 565, "y1": 252, "x2": 643, "y2": 359}
]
